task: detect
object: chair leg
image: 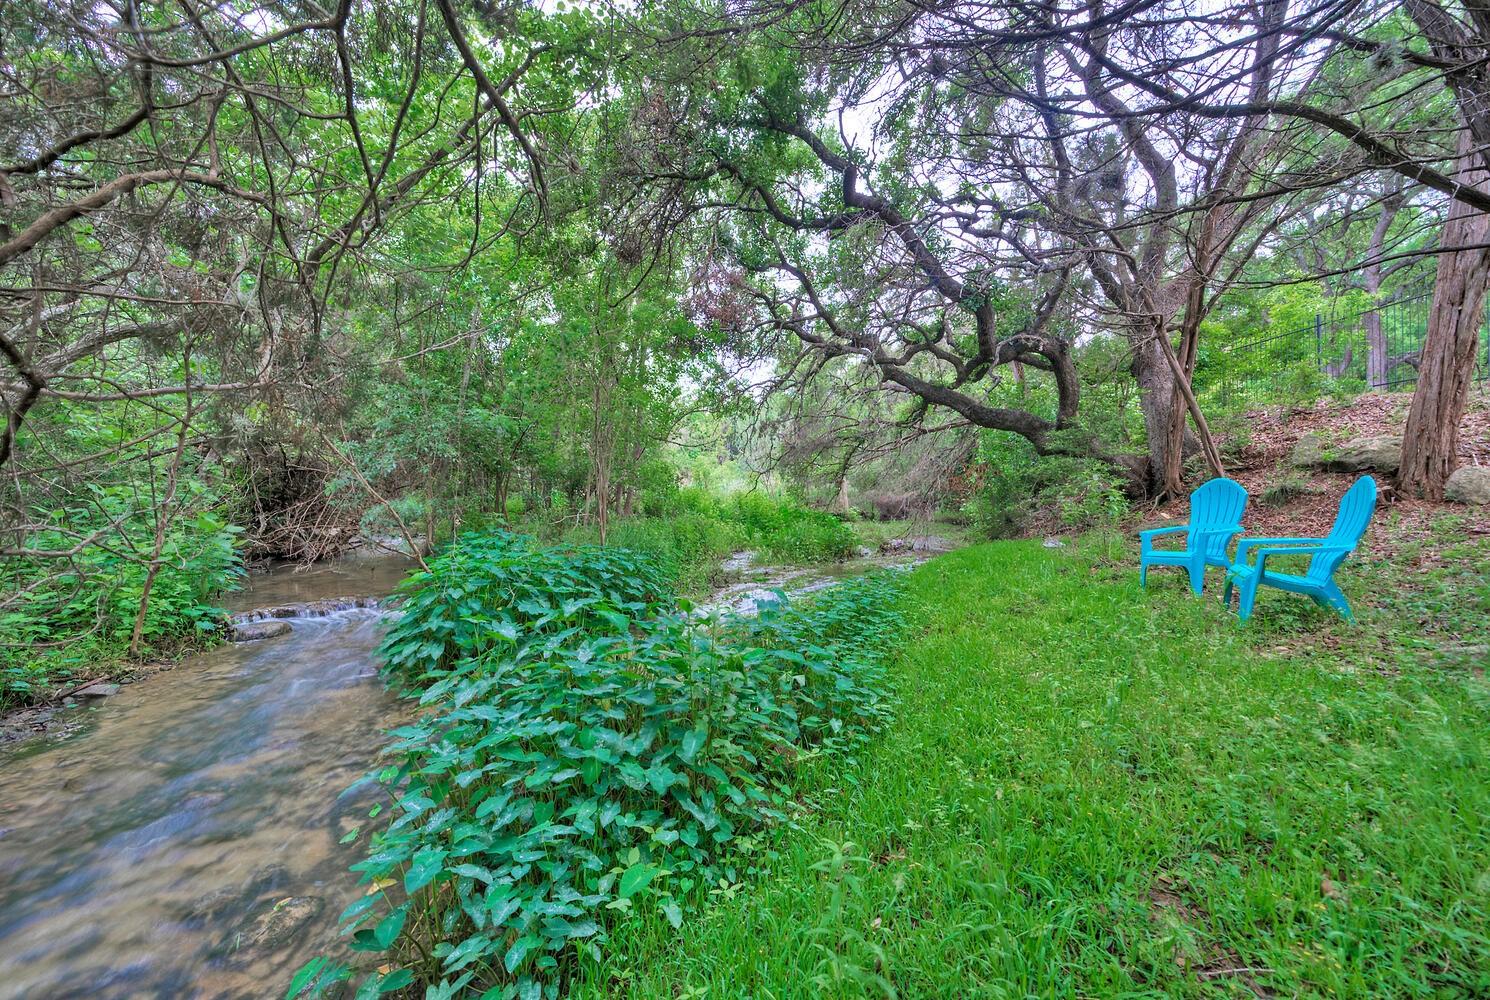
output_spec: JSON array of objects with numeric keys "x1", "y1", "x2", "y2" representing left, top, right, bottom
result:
[
  {"x1": 1139, "y1": 559, "x2": 1148, "y2": 589},
  {"x1": 1321, "y1": 583, "x2": 1354, "y2": 622},
  {"x1": 1222, "y1": 577, "x2": 1234, "y2": 609},
  {"x1": 1187, "y1": 558, "x2": 1205, "y2": 597},
  {"x1": 1238, "y1": 578, "x2": 1259, "y2": 623}
]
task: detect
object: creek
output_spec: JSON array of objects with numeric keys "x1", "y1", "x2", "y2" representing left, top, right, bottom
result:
[{"x1": 0, "y1": 542, "x2": 940, "y2": 998}]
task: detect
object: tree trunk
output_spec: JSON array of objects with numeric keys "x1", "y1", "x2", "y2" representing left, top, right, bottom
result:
[
  {"x1": 594, "y1": 455, "x2": 610, "y2": 543},
  {"x1": 1399, "y1": 142, "x2": 1490, "y2": 499},
  {"x1": 1133, "y1": 329, "x2": 1185, "y2": 497},
  {"x1": 1159, "y1": 294, "x2": 1227, "y2": 492},
  {"x1": 834, "y1": 476, "x2": 851, "y2": 514},
  {"x1": 494, "y1": 471, "x2": 509, "y2": 518}
]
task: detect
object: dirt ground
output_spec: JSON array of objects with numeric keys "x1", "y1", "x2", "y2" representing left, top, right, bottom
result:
[{"x1": 1149, "y1": 390, "x2": 1490, "y2": 553}]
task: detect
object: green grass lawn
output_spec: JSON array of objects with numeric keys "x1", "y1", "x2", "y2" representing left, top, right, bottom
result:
[{"x1": 573, "y1": 539, "x2": 1490, "y2": 998}]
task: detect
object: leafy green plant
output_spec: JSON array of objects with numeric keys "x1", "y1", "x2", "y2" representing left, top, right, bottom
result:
[
  {"x1": 295, "y1": 530, "x2": 905, "y2": 999},
  {"x1": 0, "y1": 485, "x2": 243, "y2": 706},
  {"x1": 378, "y1": 530, "x2": 674, "y2": 682},
  {"x1": 965, "y1": 432, "x2": 1128, "y2": 539},
  {"x1": 753, "y1": 508, "x2": 858, "y2": 564}
]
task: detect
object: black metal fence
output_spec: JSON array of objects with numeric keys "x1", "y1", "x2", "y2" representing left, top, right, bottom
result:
[{"x1": 1206, "y1": 280, "x2": 1490, "y2": 408}]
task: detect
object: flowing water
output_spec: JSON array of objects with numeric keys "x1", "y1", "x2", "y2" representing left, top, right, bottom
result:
[
  {"x1": 700, "y1": 545, "x2": 942, "y2": 617},
  {"x1": 0, "y1": 558, "x2": 414, "y2": 1000},
  {"x1": 0, "y1": 543, "x2": 941, "y2": 998}
]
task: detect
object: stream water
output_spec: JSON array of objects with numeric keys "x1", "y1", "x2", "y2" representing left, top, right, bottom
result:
[
  {"x1": 0, "y1": 544, "x2": 938, "y2": 998},
  {"x1": 0, "y1": 559, "x2": 414, "y2": 1000}
]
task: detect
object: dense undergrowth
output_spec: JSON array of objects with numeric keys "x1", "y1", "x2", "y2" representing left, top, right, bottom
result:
[
  {"x1": 548, "y1": 490, "x2": 859, "y2": 593},
  {"x1": 0, "y1": 494, "x2": 243, "y2": 708},
  {"x1": 291, "y1": 528, "x2": 906, "y2": 999}
]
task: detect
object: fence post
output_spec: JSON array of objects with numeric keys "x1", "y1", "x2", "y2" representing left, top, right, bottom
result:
[{"x1": 1314, "y1": 314, "x2": 1323, "y2": 372}]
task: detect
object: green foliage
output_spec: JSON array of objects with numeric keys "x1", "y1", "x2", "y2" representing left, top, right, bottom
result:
[
  {"x1": 574, "y1": 516, "x2": 744, "y2": 594},
  {"x1": 754, "y1": 510, "x2": 858, "y2": 564},
  {"x1": 557, "y1": 491, "x2": 858, "y2": 595},
  {"x1": 0, "y1": 485, "x2": 243, "y2": 706},
  {"x1": 378, "y1": 530, "x2": 674, "y2": 682},
  {"x1": 723, "y1": 494, "x2": 857, "y2": 564},
  {"x1": 964, "y1": 432, "x2": 1127, "y2": 538},
  {"x1": 296, "y1": 530, "x2": 905, "y2": 998},
  {"x1": 577, "y1": 539, "x2": 1490, "y2": 998}
]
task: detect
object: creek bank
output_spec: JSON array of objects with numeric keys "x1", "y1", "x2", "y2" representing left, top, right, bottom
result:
[
  {"x1": 1, "y1": 556, "x2": 411, "y2": 748},
  {"x1": 881, "y1": 534, "x2": 956, "y2": 554},
  {"x1": 2, "y1": 664, "x2": 175, "y2": 746}
]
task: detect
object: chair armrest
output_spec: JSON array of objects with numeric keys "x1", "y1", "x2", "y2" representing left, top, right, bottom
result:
[
  {"x1": 1138, "y1": 524, "x2": 1187, "y2": 553},
  {"x1": 1192, "y1": 523, "x2": 1243, "y2": 537},
  {"x1": 1240, "y1": 543, "x2": 1353, "y2": 572},
  {"x1": 1235, "y1": 536, "x2": 1324, "y2": 559}
]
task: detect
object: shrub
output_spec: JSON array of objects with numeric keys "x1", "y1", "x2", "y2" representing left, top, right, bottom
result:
[
  {"x1": 379, "y1": 530, "x2": 674, "y2": 682},
  {"x1": 754, "y1": 508, "x2": 858, "y2": 564},
  {"x1": 295, "y1": 532, "x2": 904, "y2": 999},
  {"x1": 965, "y1": 434, "x2": 1127, "y2": 539},
  {"x1": 720, "y1": 493, "x2": 857, "y2": 564},
  {"x1": 0, "y1": 492, "x2": 243, "y2": 705}
]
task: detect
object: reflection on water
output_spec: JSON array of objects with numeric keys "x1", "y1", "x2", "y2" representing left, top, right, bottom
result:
[
  {"x1": 223, "y1": 554, "x2": 418, "y2": 612},
  {"x1": 0, "y1": 560, "x2": 412, "y2": 1000}
]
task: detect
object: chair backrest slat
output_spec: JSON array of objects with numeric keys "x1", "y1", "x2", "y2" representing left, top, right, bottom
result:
[
  {"x1": 1187, "y1": 477, "x2": 1248, "y2": 561},
  {"x1": 1310, "y1": 476, "x2": 1378, "y2": 582}
]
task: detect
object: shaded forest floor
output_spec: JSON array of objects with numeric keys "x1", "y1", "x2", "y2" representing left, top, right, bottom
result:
[{"x1": 1206, "y1": 388, "x2": 1490, "y2": 541}]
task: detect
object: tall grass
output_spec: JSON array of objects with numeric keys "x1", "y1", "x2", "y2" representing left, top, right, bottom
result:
[
  {"x1": 556, "y1": 490, "x2": 858, "y2": 594},
  {"x1": 575, "y1": 539, "x2": 1490, "y2": 998}
]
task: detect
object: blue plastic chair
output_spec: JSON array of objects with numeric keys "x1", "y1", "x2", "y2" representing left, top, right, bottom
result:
[
  {"x1": 1139, "y1": 477, "x2": 1249, "y2": 596},
  {"x1": 1223, "y1": 476, "x2": 1377, "y2": 623}
]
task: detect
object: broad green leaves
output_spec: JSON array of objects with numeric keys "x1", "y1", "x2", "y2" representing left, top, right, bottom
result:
[{"x1": 294, "y1": 530, "x2": 905, "y2": 998}]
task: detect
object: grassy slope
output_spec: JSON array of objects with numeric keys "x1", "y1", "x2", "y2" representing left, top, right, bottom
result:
[{"x1": 575, "y1": 539, "x2": 1490, "y2": 998}]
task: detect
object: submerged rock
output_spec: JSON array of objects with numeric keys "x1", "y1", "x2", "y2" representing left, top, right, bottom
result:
[
  {"x1": 1445, "y1": 466, "x2": 1490, "y2": 505},
  {"x1": 247, "y1": 895, "x2": 322, "y2": 948},
  {"x1": 218, "y1": 895, "x2": 324, "y2": 963},
  {"x1": 230, "y1": 620, "x2": 292, "y2": 642},
  {"x1": 75, "y1": 682, "x2": 121, "y2": 699},
  {"x1": 881, "y1": 535, "x2": 953, "y2": 554}
]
